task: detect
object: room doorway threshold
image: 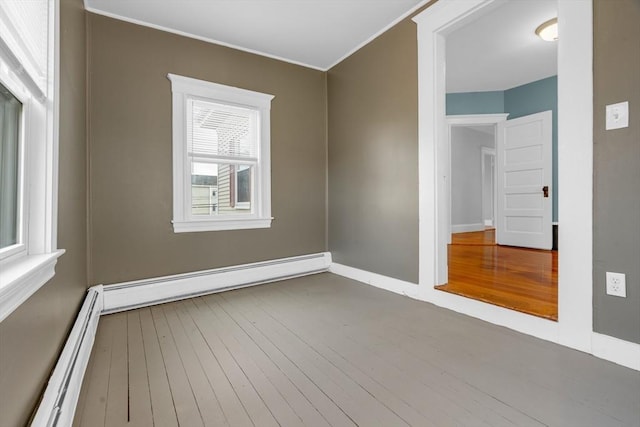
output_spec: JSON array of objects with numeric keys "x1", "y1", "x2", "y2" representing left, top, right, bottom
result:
[{"x1": 435, "y1": 230, "x2": 558, "y2": 321}]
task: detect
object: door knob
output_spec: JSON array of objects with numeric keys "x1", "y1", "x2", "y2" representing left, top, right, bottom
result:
[{"x1": 542, "y1": 186, "x2": 549, "y2": 198}]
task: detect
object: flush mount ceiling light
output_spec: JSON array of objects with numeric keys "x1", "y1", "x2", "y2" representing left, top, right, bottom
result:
[{"x1": 536, "y1": 17, "x2": 558, "y2": 41}]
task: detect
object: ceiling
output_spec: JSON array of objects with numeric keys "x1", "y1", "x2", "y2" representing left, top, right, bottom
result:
[
  {"x1": 83, "y1": 0, "x2": 428, "y2": 71},
  {"x1": 446, "y1": 0, "x2": 558, "y2": 93}
]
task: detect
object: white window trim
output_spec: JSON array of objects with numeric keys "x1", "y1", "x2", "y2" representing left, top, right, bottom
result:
[
  {"x1": 0, "y1": 0, "x2": 62, "y2": 323},
  {"x1": 0, "y1": 65, "x2": 30, "y2": 264},
  {"x1": 168, "y1": 73, "x2": 274, "y2": 233}
]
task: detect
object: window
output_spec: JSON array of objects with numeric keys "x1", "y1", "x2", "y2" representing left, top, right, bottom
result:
[
  {"x1": 0, "y1": 0, "x2": 62, "y2": 322},
  {"x1": 0, "y1": 82, "x2": 22, "y2": 253},
  {"x1": 168, "y1": 74, "x2": 274, "y2": 232}
]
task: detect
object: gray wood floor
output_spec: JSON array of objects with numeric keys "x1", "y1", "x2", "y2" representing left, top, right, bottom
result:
[{"x1": 73, "y1": 273, "x2": 640, "y2": 427}]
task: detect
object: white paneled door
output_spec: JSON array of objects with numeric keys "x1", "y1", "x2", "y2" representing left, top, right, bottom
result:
[{"x1": 497, "y1": 111, "x2": 552, "y2": 250}]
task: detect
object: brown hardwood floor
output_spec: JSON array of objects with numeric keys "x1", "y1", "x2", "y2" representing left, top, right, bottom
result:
[{"x1": 435, "y1": 230, "x2": 558, "y2": 320}]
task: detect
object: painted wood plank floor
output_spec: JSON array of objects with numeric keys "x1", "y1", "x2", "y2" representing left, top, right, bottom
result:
[
  {"x1": 436, "y1": 230, "x2": 558, "y2": 320},
  {"x1": 73, "y1": 273, "x2": 639, "y2": 427}
]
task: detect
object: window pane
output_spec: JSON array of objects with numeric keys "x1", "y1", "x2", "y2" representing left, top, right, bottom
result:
[
  {"x1": 0, "y1": 83, "x2": 21, "y2": 249},
  {"x1": 188, "y1": 98, "x2": 258, "y2": 159},
  {"x1": 237, "y1": 165, "x2": 250, "y2": 204},
  {"x1": 191, "y1": 161, "x2": 218, "y2": 215},
  {"x1": 191, "y1": 162, "x2": 253, "y2": 216}
]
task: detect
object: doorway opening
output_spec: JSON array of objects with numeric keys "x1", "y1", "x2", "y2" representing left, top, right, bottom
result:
[
  {"x1": 413, "y1": 0, "x2": 593, "y2": 349},
  {"x1": 431, "y1": 0, "x2": 559, "y2": 320},
  {"x1": 439, "y1": 109, "x2": 558, "y2": 318}
]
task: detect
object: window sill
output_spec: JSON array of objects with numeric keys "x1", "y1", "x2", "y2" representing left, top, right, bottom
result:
[
  {"x1": 172, "y1": 217, "x2": 273, "y2": 233},
  {"x1": 0, "y1": 250, "x2": 65, "y2": 322}
]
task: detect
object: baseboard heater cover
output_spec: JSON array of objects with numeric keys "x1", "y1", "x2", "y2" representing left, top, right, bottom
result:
[
  {"x1": 101, "y1": 252, "x2": 332, "y2": 314},
  {"x1": 31, "y1": 286, "x2": 103, "y2": 427},
  {"x1": 31, "y1": 252, "x2": 331, "y2": 426}
]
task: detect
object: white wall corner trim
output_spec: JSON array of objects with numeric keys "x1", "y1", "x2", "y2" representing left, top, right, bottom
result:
[
  {"x1": 591, "y1": 333, "x2": 640, "y2": 371},
  {"x1": 32, "y1": 286, "x2": 104, "y2": 427},
  {"x1": 0, "y1": 250, "x2": 65, "y2": 323},
  {"x1": 82, "y1": 5, "x2": 326, "y2": 72},
  {"x1": 102, "y1": 252, "x2": 332, "y2": 314}
]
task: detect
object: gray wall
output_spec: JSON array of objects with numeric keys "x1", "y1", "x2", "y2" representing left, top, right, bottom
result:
[
  {"x1": 593, "y1": 0, "x2": 640, "y2": 344},
  {"x1": 87, "y1": 14, "x2": 327, "y2": 285},
  {"x1": 328, "y1": 18, "x2": 419, "y2": 284},
  {"x1": 327, "y1": 0, "x2": 640, "y2": 344},
  {"x1": 0, "y1": 0, "x2": 88, "y2": 424},
  {"x1": 450, "y1": 127, "x2": 494, "y2": 228}
]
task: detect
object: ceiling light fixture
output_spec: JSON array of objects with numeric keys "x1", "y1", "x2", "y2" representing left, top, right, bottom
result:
[{"x1": 536, "y1": 17, "x2": 558, "y2": 41}]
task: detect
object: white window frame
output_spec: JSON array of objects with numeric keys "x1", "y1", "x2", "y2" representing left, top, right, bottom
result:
[
  {"x1": 168, "y1": 73, "x2": 274, "y2": 232},
  {"x1": 0, "y1": 0, "x2": 63, "y2": 322},
  {"x1": 0, "y1": 76, "x2": 28, "y2": 262}
]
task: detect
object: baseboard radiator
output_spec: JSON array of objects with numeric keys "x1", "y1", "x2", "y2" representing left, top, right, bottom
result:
[
  {"x1": 31, "y1": 252, "x2": 331, "y2": 426},
  {"x1": 31, "y1": 287, "x2": 102, "y2": 427}
]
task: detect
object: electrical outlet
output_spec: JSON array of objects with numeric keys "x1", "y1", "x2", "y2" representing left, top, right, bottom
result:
[{"x1": 606, "y1": 272, "x2": 626, "y2": 297}]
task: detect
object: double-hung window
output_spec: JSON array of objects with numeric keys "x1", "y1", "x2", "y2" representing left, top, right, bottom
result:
[
  {"x1": 0, "y1": 83, "x2": 23, "y2": 254},
  {"x1": 168, "y1": 74, "x2": 274, "y2": 232},
  {"x1": 0, "y1": 0, "x2": 62, "y2": 321}
]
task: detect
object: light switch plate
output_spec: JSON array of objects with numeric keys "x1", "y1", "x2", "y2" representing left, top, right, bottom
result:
[{"x1": 606, "y1": 101, "x2": 629, "y2": 130}]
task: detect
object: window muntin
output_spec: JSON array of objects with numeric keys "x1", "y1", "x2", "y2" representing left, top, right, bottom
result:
[
  {"x1": 0, "y1": 82, "x2": 23, "y2": 251},
  {"x1": 168, "y1": 73, "x2": 273, "y2": 232}
]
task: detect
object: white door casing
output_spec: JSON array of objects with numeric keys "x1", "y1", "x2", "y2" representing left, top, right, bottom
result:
[
  {"x1": 496, "y1": 111, "x2": 552, "y2": 249},
  {"x1": 413, "y1": 0, "x2": 594, "y2": 354}
]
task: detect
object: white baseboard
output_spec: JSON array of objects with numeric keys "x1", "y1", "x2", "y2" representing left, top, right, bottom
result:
[
  {"x1": 331, "y1": 262, "x2": 558, "y2": 342},
  {"x1": 592, "y1": 332, "x2": 640, "y2": 371},
  {"x1": 483, "y1": 219, "x2": 493, "y2": 227},
  {"x1": 102, "y1": 252, "x2": 332, "y2": 314},
  {"x1": 331, "y1": 262, "x2": 639, "y2": 372},
  {"x1": 329, "y1": 262, "x2": 421, "y2": 299},
  {"x1": 32, "y1": 286, "x2": 103, "y2": 427},
  {"x1": 451, "y1": 223, "x2": 485, "y2": 233}
]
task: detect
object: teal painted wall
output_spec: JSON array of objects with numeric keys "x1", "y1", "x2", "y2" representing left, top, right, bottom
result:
[
  {"x1": 504, "y1": 76, "x2": 558, "y2": 222},
  {"x1": 447, "y1": 76, "x2": 558, "y2": 221},
  {"x1": 446, "y1": 91, "x2": 504, "y2": 115}
]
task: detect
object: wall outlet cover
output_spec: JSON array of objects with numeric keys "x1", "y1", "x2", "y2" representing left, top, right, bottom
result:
[{"x1": 605, "y1": 272, "x2": 627, "y2": 297}]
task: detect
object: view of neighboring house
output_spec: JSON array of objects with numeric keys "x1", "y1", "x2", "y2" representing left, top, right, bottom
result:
[{"x1": 191, "y1": 174, "x2": 218, "y2": 215}]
